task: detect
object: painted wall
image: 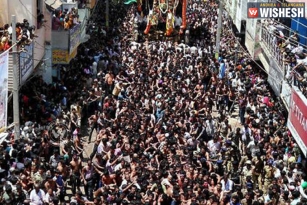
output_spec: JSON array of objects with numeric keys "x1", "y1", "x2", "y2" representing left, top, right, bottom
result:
[
  {"x1": 52, "y1": 31, "x2": 70, "y2": 50},
  {"x1": 10, "y1": 0, "x2": 36, "y2": 26},
  {"x1": 0, "y1": 0, "x2": 9, "y2": 26},
  {"x1": 42, "y1": 45, "x2": 53, "y2": 84},
  {"x1": 33, "y1": 28, "x2": 46, "y2": 69},
  {"x1": 44, "y1": 9, "x2": 53, "y2": 43},
  {"x1": 235, "y1": 0, "x2": 242, "y2": 32}
]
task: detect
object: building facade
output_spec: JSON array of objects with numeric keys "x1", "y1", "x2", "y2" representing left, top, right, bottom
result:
[{"x1": 224, "y1": 0, "x2": 307, "y2": 156}]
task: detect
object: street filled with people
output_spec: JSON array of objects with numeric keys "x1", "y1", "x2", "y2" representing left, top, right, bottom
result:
[{"x1": 1, "y1": 0, "x2": 307, "y2": 204}]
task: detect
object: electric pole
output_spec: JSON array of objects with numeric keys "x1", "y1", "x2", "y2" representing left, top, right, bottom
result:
[{"x1": 12, "y1": 15, "x2": 20, "y2": 139}]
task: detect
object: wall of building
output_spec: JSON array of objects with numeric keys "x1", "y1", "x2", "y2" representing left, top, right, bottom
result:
[
  {"x1": 42, "y1": 45, "x2": 53, "y2": 84},
  {"x1": 235, "y1": 0, "x2": 242, "y2": 32},
  {"x1": 0, "y1": 0, "x2": 9, "y2": 25},
  {"x1": 7, "y1": 0, "x2": 36, "y2": 26},
  {"x1": 44, "y1": 9, "x2": 53, "y2": 43}
]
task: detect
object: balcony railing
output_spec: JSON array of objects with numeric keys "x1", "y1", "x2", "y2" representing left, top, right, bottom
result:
[{"x1": 261, "y1": 26, "x2": 284, "y2": 71}]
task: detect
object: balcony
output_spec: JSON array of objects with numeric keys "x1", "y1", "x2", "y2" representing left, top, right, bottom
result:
[
  {"x1": 51, "y1": 23, "x2": 81, "y2": 64},
  {"x1": 260, "y1": 26, "x2": 284, "y2": 71},
  {"x1": 48, "y1": 1, "x2": 89, "y2": 64},
  {"x1": 259, "y1": 21, "x2": 307, "y2": 110}
]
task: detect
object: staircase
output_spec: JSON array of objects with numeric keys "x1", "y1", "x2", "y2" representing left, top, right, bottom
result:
[{"x1": 7, "y1": 53, "x2": 20, "y2": 100}]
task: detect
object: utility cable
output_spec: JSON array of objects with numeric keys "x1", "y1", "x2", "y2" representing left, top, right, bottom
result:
[{"x1": 18, "y1": 0, "x2": 53, "y2": 30}]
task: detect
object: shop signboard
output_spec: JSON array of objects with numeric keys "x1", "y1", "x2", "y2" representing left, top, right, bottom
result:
[
  {"x1": 53, "y1": 50, "x2": 69, "y2": 64},
  {"x1": 69, "y1": 24, "x2": 81, "y2": 54},
  {"x1": 288, "y1": 87, "x2": 307, "y2": 157},
  {"x1": 52, "y1": 48, "x2": 78, "y2": 64}
]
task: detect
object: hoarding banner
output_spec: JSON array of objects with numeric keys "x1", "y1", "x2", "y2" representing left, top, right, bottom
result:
[
  {"x1": 20, "y1": 41, "x2": 34, "y2": 83},
  {"x1": 53, "y1": 50, "x2": 69, "y2": 64},
  {"x1": 288, "y1": 87, "x2": 307, "y2": 156},
  {"x1": 0, "y1": 51, "x2": 9, "y2": 128},
  {"x1": 69, "y1": 24, "x2": 81, "y2": 54}
]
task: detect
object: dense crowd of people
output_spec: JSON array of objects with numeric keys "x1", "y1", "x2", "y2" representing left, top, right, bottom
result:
[
  {"x1": 1, "y1": 0, "x2": 307, "y2": 205},
  {"x1": 0, "y1": 19, "x2": 34, "y2": 52}
]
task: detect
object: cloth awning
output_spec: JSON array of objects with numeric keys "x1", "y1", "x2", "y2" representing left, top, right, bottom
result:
[{"x1": 45, "y1": 0, "x2": 63, "y2": 10}]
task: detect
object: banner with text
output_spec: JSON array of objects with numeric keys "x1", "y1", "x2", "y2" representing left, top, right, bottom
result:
[
  {"x1": 0, "y1": 51, "x2": 9, "y2": 128},
  {"x1": 288, "y1": 87, "x2": 307, "y2": 157},
  {"x1": 53, "y1": 48, "x2": 78, "y2": 64},
  {"x1": 69, "y1": 24, "x2": 81, "y2": 54},
  {"x1": 53, "y1": 50, "x2": 69, "y2": 64},
  {"x1": 20, "y1": 41, "x2": 34, "y2": 83}
]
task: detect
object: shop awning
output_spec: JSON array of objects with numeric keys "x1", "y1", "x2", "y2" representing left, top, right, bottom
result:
[{"x1": 45, "y1": 0, "x2": 63, "y2": 10}]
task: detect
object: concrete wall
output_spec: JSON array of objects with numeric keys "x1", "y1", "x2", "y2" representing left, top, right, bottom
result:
[
  {"x1": 33, "y1": 28, "x2": 46, "y2": 68},
  {"x1": 44, "y1": 9, "x2": 53, "y2": 43},
  {"x1": 6, "y1": 0, "x2": 36, "y2": 26},
  {"x1": 235, "y1": 0, "x2": 242, "y2": 32},
  {"x1": 52, "y1": 31, "x2": 70, "y2": 50},
  {"x1": 0, "y1": 0, "x2": 9, "y2": 26},
  {"x1": 42, "y1": 45, "x2": 53, "y2": 84}
]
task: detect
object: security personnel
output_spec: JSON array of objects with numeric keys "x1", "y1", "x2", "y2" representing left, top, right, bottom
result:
[
  {"x1": 241, "y1": 160, "x2": 254, "y2": 186},
  {"x1": 238, "y1": 150, "x2": 253, "y2": 171},
  {"x1": 262, "y1": 159, "x2": 276, "y2": 194},
  {"x1": 252, "y1": 152, "x2": 264, "y2": 189},
  {"x1": 224, "y1": 140, "x2": 233, "y2": 173}
]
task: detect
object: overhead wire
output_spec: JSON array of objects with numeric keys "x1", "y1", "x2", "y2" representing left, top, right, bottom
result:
[{"x1": 18, "y1": 0, "x2": 53, "y2": 31}]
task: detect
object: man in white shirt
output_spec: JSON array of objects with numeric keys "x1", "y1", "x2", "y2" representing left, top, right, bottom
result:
[
  {"x1": 175, "y1": 15, "x2": 182, "y2": 29},
  {"x1": 207, "y1": 136, "x2": 221, "y2": 157},
  {"x1": 220, "y1": 174, "x2": 234, "y2": 194},
  {"x1": 97, "y1": 138, "x2": 112, "y2": 155},
  {"x1": 30, "y1": 182, "x2": 46, "y2": 205}
]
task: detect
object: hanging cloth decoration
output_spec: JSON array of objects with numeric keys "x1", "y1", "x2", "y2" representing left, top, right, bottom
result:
[{"x1": 159, "y1": 0, "x2": 168, "y2": 14}]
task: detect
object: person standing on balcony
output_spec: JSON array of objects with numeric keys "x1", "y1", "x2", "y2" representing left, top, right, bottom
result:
[{"x1": 52, "y1": 14, "x2": 62, "y2": 30}]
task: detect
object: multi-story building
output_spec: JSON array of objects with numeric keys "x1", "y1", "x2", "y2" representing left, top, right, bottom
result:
[
  {"x1": 0, "y1": 0, "x2": 48, "y2": 93},
  {"x1": 0, "y1": 0, "x2": 95, "y2": 129},
  {"x1": 0, "y1": 0, "x2": 95, "y2": 89},
  {"x1": 225, "y1": 0, "x2": 307, "y2": 156}
]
